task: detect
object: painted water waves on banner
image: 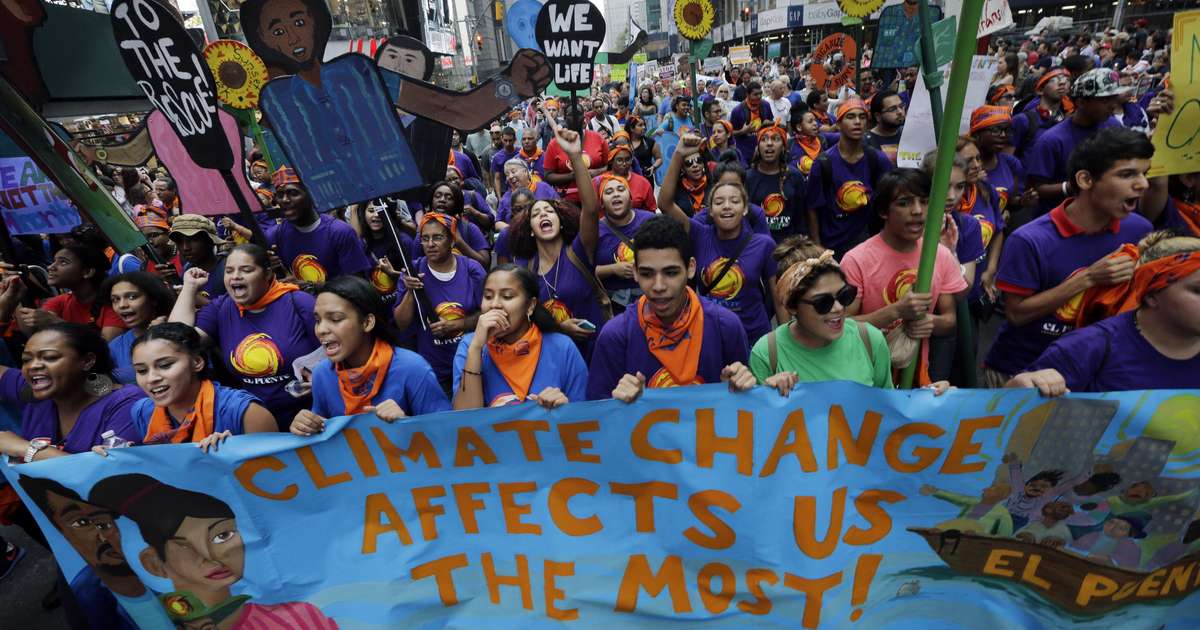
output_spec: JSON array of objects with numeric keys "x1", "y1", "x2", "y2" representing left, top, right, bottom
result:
[
  {"x1": 0, "y1": 157, "x2": 81, "y2": 235},
  {"x1": 6, "y1": 384, "x2": 1200, "y2": 628}
]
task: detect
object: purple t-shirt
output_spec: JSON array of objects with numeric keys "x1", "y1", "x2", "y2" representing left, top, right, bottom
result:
[
  {"x1": 267, "y1": 214, "x2": 374, "y2": 283},
  {"x1": 196, "y1": 291, "x2": 320, "y2": 420},
  {"x1": 0, "y1": 370, "x2": 143, "y2": 452},
  {"x1": 412, "y1": 218, "x2": 491, "y2": 259},
  {"x1": 952, "y1": 210, "x2": 985, "y2": 265},
  {"x1": 986, "y1": 152, "x2": 1025, "y2": 216},
  {"x1": 490, "y1": 148, "x2": 520, "y2": 193},
  {"x1": 586, "y1": 297, "x2": 749, "y2": 400},
  {"x1": 747, "y1": 167, "x2": 807, "y2": 238},
  {"x1": 694, "y1": 202, "x2": 772, "y2": 238},
  {"x1": 984, "y1": 205, "x2": 1153, "y2": 375},
  {"x1": 514, "y1": 237, "x2": 606, "y2": 352},
  {"x1": 494, "y1": 226, "x2": 513, "y2": 262},
  {"x1": 398, "y1": 255, "x2": 485, "y2": 383},
  {"x1": 497, "y1": 182, "x2": 558, "y2": 223},
  {"x1": 1028, "y1": 312, "x2": 1200, "y2": 391},
  {"x1": 465, "y1": 190, "x2": 494, "y2": 218},
  {"x1": 1009, "y1": 106, "x2": 1061, "y2": 158},
  {"x1": 1157, "y1": 198, "x2": 1199, "y2": 237},
  {"x1": 729, "y1": 101, "x2": 773, "y2": 164},
  {"x1": 1025, "y1": 117, "x2": 1121, "y2": 214},
  {"x1": 806, "y1": 146, "x2": 893, "y2": 255},
  {"x1": 961, "y1": 182, "x2": 1006, "y2": 302},
  {"x1": 597, "y1": 210, "x2": 656, "y2": 292},
  {"x1": 690, "y1": 219, "x2": 778, "y2": 343},
  {"x1": 453, "y1": 331, "x2": 588, "y2": 406}
]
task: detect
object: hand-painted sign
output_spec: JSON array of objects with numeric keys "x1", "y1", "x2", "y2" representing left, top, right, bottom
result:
[
  {"x1": 1149, "y1": 10, "x2": 1200, "y2": 177},
  {"x1": 0, "y1": 156, "x2": 80, "y2": 235},
  {"x1": 535, "y1": 0, "x2": 606, "y2": 92},
  {"x1": 810, "y1": 33, "x2": 857, "y2": 92}
]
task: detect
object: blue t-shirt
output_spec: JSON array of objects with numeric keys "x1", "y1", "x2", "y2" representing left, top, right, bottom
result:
[
  {"x1": 453, "y1": 331, "x2": 588, "y2": 406},
  {"x1": 310, "y1": 345, "x2": 450, "y2": 417},
  {"x1": 130, "y1": 381, "x2": 257, "y2": 439},
  {"x1": 109, "y1": 329, "x2": 139, "y2": 384},
  {"x1": 747, "y1": 167, "x2": 807, "y2": 238}
]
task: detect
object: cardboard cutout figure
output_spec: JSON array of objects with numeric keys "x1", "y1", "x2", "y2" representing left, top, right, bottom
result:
[
  {"x1": 240, "y1": 0, "x2": 425, "y2": 210},
  {"x1": 0, "y1": 0, "x2": 48, "y2": 108},
  {"x1": 374, "y1": 35, "x2": 452, "y2": 194}
]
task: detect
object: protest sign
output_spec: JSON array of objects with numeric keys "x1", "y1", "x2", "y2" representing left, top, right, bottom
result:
[
  {"x1": 810, "y1": 33, "x2": 857, "y2": 92},
  {"x1": 702, "y1": 56, "x2": 725, "y2": 73},
  {"x1": 728, "y1": 45, "x2": 752, "y2": 66},
  {"x1": 897, "y1": 55, "x2": 996, "y2": 167},
  {"x1": 9, "y1": 384, "x2": 1200, "y2": 628},
  {"x1": 610, "y1": 64, "x2": 627, "y2": 82},
  {"x1": 0, "y1": 156, "x2": 80, "y2": 235},
  {"x1": 1148, "y1": 10, "x2": 1200, "y2": 178},
  {"x1": 944, "y1": 0, "x2": 1014, "y2": 38},
  {"x1": 914, "y1": 16, "x2": 958, "y2": 70},
  {"x1": 873, "y1": 2, "x2": 945, "y2": 69},
  {"x1": 536, "y1": 0, "x2": 606, "y2": 92},
  {"x1": 146, "y1": 109, "x2": 260, "y2": 218}
]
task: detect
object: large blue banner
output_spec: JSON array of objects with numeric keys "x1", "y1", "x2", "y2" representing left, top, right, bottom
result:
[{"x1": 5, "y1": 384, "x2": 1200, "y2": 628}]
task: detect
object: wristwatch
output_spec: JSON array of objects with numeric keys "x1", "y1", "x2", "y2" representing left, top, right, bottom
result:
[{"x1": 23, "y1": 437, "x2": 51, "y2": 463}]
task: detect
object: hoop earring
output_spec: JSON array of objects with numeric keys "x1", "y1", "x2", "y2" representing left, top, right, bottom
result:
[{"x1": 85, "y1": 372, "x2": 114, "y2": 397}]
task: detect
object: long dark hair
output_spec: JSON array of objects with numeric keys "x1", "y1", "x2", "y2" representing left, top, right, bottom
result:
[
  {"x1": 57, "y1": 244, "x2": 110, "y2": 291},
  {"x1": 89, "y1": 473, "x2": 235, "y2": 557},
  {"x1": 131, "y1": 322, "x2": 214, "y2": 379},
  {"x1": 240, "y1": 0, "x2": 332, "y2": 75},
  {"x1": 100, "y1": 272, "x2": 176, "y2": 320},
  {"x1": 508, "y1": 200, "x2": 581, "y2": 261},
  {"x1": 316, "y1": 275, "x2": 403, "y2": 347},
  {"x1": 29, "y1": 322, "x2": 114, "y2": 377},
  {"x1": 485, "y1": 264, "x2": 563, "y2": 335}
]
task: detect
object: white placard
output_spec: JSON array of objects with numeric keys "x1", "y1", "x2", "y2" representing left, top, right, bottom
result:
[{"x1": 896, "y1": 55, "x2": 997, "y2": 167}]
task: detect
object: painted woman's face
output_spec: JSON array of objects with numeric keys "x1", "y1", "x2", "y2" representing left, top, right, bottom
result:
[
  {"x1": 160, "y1": 517, "x2": 244, "y2": 594},
  {"x1": 257, "y1": 0, "x2": 316, "y2": 66}
]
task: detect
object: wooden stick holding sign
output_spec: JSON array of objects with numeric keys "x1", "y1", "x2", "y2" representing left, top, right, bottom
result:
[
  {"x1": 110, "y1": 0, "x2": 270, "y2": 250},
  {"x1": 537, "y1": 0, "x2": 606, "y2": 135}
]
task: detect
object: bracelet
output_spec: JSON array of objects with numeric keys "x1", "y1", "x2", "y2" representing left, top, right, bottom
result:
[{"x1": 463, "y1": 368, "x2": 482, "y2": 376}]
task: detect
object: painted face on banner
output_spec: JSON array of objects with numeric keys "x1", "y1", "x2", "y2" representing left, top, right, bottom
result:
[
  {"x1": 257, "y1": 0, "x2": 317, "y2": 67},
  {"x1": 45, "y1": 492, "x2": 131, "y2": 575},
  {"x1": 377, "y1": 43, "x2": 428, "y2": 79}
]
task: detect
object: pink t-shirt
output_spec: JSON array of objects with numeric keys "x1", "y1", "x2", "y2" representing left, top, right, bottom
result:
[
  {"x1": 232, "y1": 602, "x2": 338, "y2": 629},
  {"x1": 842, "y1": 234, "x2": 968, "y2": 369}
]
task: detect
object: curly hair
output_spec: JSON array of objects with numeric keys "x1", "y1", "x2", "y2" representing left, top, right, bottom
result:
[{"x1": 508, "y1": 199, "x2": 581, "y2": 261}]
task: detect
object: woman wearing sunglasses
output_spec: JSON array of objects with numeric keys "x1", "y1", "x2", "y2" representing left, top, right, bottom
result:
[
  {"x1": 750, "y1": 236, "x2": 892, "y2": 393},
  {"x1": 673, "y1": 150, "x2": 710, "y2": 217}
]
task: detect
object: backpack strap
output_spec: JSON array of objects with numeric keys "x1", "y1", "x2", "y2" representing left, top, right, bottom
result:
[
  {"x1": 768, "y1": 329, "x2": 778, "y2": 374},
  {"x1": 604, "y1": 215, "x2": 636, "y2": 251},
  {"x1": 855, "y1": 319, "x2": 874, "y2": 364},
  {"x1": 1022, "y1": 107, "x2": 1040, "y2": 149},
  {"x1": 564, "y1": 244, "x2": 614, "y2": 321},
  {"x1": 699, "y1": 232, "x2": 753, "y2": 297}
]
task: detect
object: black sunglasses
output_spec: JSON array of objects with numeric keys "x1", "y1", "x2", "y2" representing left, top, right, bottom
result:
[{"x1": 794, "y1": 284, "x2": 857, "y2": 314}]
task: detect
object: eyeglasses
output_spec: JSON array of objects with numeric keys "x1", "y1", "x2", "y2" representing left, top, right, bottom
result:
[
  {"x1": 684, "y1": 158, "x2": 705, "y2": 167},
  {"x1": 795, "y1": 284, "x2": 858, "y2": 314},
  {"x1": 981, "y1": 125, "x2": 1011, "y2": 136},
  {"x1": 420, "y1": 234, "x2": 448, "y2": 244}
]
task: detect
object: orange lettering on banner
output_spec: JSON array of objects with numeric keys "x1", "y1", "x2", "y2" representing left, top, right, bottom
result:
[
  {"x1": 940, "y1": 415, "x2": 1003, "y2": 474},
  {"x1": 610, "y1": 481, "x2": 679, "y2": 532},
  {"x1": 827, "y1": 406, "x2": 881, "y2": 469},
  {"x1": 371, "y1": 427, "x2": 442, "y2": 471},
  {"x1": 454, "y1": 427, "x2": 499, "y2": 466},
  {"x1": 362, "y1": 492, "x2": 413, "y2": 553},
  {"x1": 341, "y1": 428, "x2": 380, "y2": 477},
  {"x1": 1113, "y1": 577, "x2": 1140, "y2": 601},
  {"x1": 631, "y1": 409, "x2": 683, "y2": 464},
  {"x1": 782, "y1": 570, "x2": 843, "y2": 629},
  {"x1": 411, "y1": 553, "x2": 470, "y2": 606},
  {"x1": 982, "y1": 548, "x2": 1022, "y2": 577},
  {"x1": 499, "y1": 482, "x2": 542, "y2": 535},
  {"x1": 482, "y1": 552, "x2": 533, "y2": 610},
  {"x1": 843, "y1": 490, "x2": 905, "y2": 546},
  {"x1": 1163, "y1": 563, "x2": 1195, "y2": 595},
  {"x1": 697, "y1": 562, "x2": 736, "y2": 613},
  {"x1": 1022, "y1": 554, "x2": 1052, "y2": 590},
  {"x1": 792, "y1": 487, "x2": 846, "y2": 559},
  {"x1": 615, "y1": 554, "x2": 692, "y2": 613},
  {"x1": 452, "y1": 482, "x2": 491, "y2": 533},
  {"x1": 233, "y1": 456, "x2": 298, "y2": 500},
  {"x1": 493, "y1": 420, "x2": 550, "y2": 462},
  {"x1": 737, "y1": 568, "x2": 779, "y2": 615},
  {"x1": 684, "y1": 490, "x2": 740, "y2": 550},
  {"x1": 559, "y1": 420, "x2": 602, "y2": 463},
  {"x1": 411, "y1": 485, "x2": 447, "y2": 541},
  {"x1": 548, "y1": 478, "x2": 602, "y2": 536},
  {"x1": 759, "y1": 409, "x2": 818, "y2": 476},
  {"x1": 883, "y1": 422, "x2": 946, "y2": 473},
  {"x1": 696, "y1": 409, "x2": 754, "y2": 476},
  {"x1": 297, "y1": 446, "x2": 353, "y2": 488},
  {"x1": 544, "y1": 559, "x2": 578, "y2": 620}
]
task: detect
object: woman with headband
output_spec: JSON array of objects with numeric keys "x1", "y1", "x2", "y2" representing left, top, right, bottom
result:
[
  {"x1": 706, "y1": 120, "x2": 737, "y2": 165},
  {"x1": 603, "y1": 142, "x2": 655, "y2": 212},
  {"x1": 969, "y1": 105, "x2": 1035, "y2": 223},
  {"x1": 747, "y1": 123, "x2": 806, "y2": 239}
]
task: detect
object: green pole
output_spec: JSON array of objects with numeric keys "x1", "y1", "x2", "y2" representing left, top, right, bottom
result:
[
  {"x1": 688, "y1": 59, "x2": 701, "y2": 128},
  {"x1": 248, "y1": 115, "x2": 276, "y2": 173},
  {"x1": 898, "y1": 0, "x2": 984, "y2": 389},
  {"x1": 915, "y1": 0, "x2": 945, "y2": 137}
]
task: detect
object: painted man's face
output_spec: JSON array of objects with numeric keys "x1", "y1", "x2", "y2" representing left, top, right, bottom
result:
[
  {"x1": 45, "y1": 492, "x2": 130, "y2": 574},
  {"x1": 257, "y1": 0, "x2": 316, "y2": 66},
  {"x1": 378, "y1": 45, "x2": 427, "y2": 78}
]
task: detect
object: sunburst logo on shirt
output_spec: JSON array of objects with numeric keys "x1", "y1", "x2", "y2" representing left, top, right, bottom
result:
[
  {"x1": 1056, "y1": 269, "x2": 1087, "y2": 322},
  {"x1": 797, "y1": 155, "x2": 815, "y2": 176},
  {"x1": 648, "y1": 368, "x2": 705, "y2": 389},
  {"x1": 435, "y1": 302, "x2": 467, "y2": 321},
  {"x1": 975, "y1": 215, "x2": 996, "y2": 248},
  {"x1": 490, "y1": 392, "x2": 523, "y2": 407},
  {"x1": 835, "y1": 181, "x2": 870, "y2": 212},
  {"x1": 614, "y1": 242, "x2": 635, "y2": 264},
  {"x1": 291, "y1": 254, "x2": 327, "y2": 283},
  {"x1": 230, "y1": 333, "x2": 281, "y2": 377},
  {"x1": 996, "y1": 187, "x2": 1009, "y2": 212},
  {"x1": 702, "y1": 258, "x2": 745, "y2": 300},
  {"x1": 543, "y1": 298, "x2": 572, "y2": 323},
  {"x1": 884, "y1": 268, "x2": 917, "y2": 305},
  {"x1": 762, "y1": 193, "x2": 786, "y2": 218},
  {"x1": 371, "y1": 266, "x2": 396, "y2": 294}
]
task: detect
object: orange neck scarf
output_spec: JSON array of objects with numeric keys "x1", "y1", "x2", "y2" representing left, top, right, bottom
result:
[
  {"x1": 337, "y1": 338, "x2": 394, "y2": 415},
  {"x1": 797, "y1": 135, "x2": 821, "y2": 160},
  {"x1": 637, "y1": 288, "x2": 705, "y2": 387},
  {"x1": 144, "y1": 380, "x2": 216, "y2": 444},
  {"x1": 682, "y1": 174, "x2": 707, "y2": 212},
  {"x1": 748, "y1": 102, "x2": 761, "y2": 126},
  {"x1": 237, "y1": 280, "x2": 300, "y2": 317},
  {"x1": 520, "y1": 147, "x2": 542, "y2": 162},
  {"x1": 1174, "y1": 198, "x2": 1200, "y2": 237},
  {"x1": 958, "y1": 184, "x2": 978, "y2": 213},
  {"x1": 1075, "y1": 245, "x2": 1200, "y2": 328},
  {"x1": 487, "y1": 324, "x2": 543, "y2": 402},
  {"x1": 814, "y1": 110, "x2": 831, "y2": 125}
]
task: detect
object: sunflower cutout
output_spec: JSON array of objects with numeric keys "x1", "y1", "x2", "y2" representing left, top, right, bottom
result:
[
  {"x1": 204, "y1": 40, "x2": 268, "y2": 110},
  {"x1": 674, "y1": 0, "x2": 715, "y2": 41},
  {"x1": 836, "y1": 0, "x2": 885, "y2": 19}
]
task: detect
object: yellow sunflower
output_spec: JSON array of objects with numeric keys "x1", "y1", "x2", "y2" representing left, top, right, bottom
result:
[
  {"x1": 837, "y1": 0, "x2": 885, "y2": 19},
  {"x1": 203, "y1": 40, "x2": 268, "y2": 110},
  {"x1": 673, "y1": 0, "x2": 715, "y2": 41}
]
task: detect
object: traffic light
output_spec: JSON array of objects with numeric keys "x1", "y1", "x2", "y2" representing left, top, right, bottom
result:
[
  {"x1": 741, "y1": 5, "x2": 750, "y2": 21},
  {"x1": 475, "y1": 32, "x2": 484, "y2": 49}
]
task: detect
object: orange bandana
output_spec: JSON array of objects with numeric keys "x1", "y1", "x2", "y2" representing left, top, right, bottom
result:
[
  {"x1": 237, "y1": 280, "x2": 300, "y2": 317},
  {"x1": 756, "y1": 123, "x2": 787, "y2": 145},
  {"x1": 144, "y1": 380, "x2": 216, "y2": 444},
  {"x1": 520, "y1": 147, "x2": 543, "y2": 162},
  {"x1": 682, "y1": 174, "x2": 707, "y2": 212},
  {"x1": 337, "y1": 338, "x2": 394, "y2": 414},
  {"x1": 958, "y1": 184, "x2": 978, "y2": 213},
  {"x1": 797, "y1": 135, "x2": 821, "y2": 161},
  {"x1": 709, "y1": 120, "x2": 733, "y2": 149},
  {"x1": 1075, "y1": 246, "x2": 1200, "y2": 327},
  {"x1": 419, "y1": 212, "x2": 457, "y2": 240},
  {"x1": 1174, "y1": 198, "x2": 1200, "y2": 237},
  {"x1": 487, "y1": 324, "x2": 543, "y2": 402},
  {"x1": 637, "y1": 288, "x2": 705, "y2": 386}
]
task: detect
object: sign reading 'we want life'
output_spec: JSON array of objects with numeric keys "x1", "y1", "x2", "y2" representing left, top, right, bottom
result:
[
  {"x1": 7, "y1": 384, "x2": 1200, "y2": 628},
  {"x1": 536, "y1": 0, "x2": 606, "y2": 91}
]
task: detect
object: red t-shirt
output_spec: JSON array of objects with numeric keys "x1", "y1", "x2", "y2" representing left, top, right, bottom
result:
[
  {"x1": 544, "y1": 129, "x2": 608, "y2": 202},
  {"x1": 41, "y1": 293, "x2": 125, "y2": 329},
  {"x1": 592, "y1": 171, "x2": 657, "y2": 212}
]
